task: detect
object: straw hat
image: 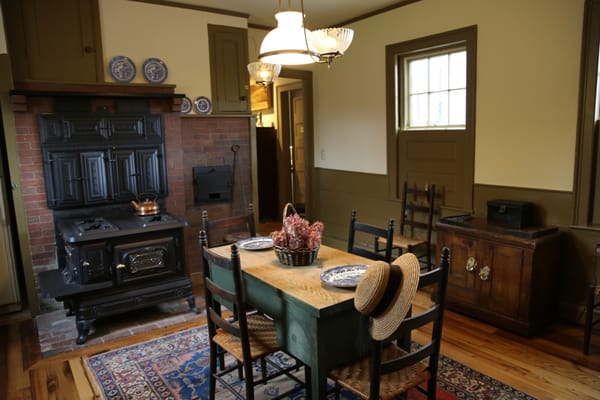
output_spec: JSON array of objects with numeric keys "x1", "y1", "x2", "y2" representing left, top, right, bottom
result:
[{"x1": 354, "y1": 253, "x2": 420, "y2": 341}]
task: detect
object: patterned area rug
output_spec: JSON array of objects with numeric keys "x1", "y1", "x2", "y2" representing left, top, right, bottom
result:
[{"x1": 85, "y1": 325, "x2": 536, "y2": 400}]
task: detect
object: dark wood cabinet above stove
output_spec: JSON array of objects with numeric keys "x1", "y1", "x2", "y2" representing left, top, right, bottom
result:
[{"x1": 39, "y1": 112, "x2": 168, "y2": 209}]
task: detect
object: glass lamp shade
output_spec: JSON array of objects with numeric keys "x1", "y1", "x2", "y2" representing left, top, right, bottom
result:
[
  {"x1": 311, "y1": 27, "x2": 354, "y2": 62},
  {"x1": 259, "y1": 11, "x2": 319, "y2": 65},
  {"x1": 247, "y1": 61, "x2": 281, "y2": 86}
]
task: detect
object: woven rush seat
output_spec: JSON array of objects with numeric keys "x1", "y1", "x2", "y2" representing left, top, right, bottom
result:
[
  {"x1": 213, "y1": 314, "x2": 279, "y2": 361},
  {"x1": 329, "y1": 343, "x2": 431, "y2": 400}
]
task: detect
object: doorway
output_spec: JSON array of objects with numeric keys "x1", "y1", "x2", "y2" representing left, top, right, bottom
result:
[{"x1": 278, "y1": 83, "x2": 306, "y2": 214}]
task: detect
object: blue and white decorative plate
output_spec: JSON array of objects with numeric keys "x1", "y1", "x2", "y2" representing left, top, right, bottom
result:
[
  {"x1": 109, "y1": 55, "x2": 136, "y2": 83},
  {"x1": 180, "y1": 96, "x2": 192, "y2": 114},
  {"x1": 238, "y1": 236, "x2": 274, "y2": 251},
  {"x1": 194, "y1": 96, "x2": 212, "y2": 115},
  {"x1": 142, "y1": 57, "x2": 168, "y2": 83},
  {"x1": 320, "y1": 264, "x2": 368, "y2": 288}
]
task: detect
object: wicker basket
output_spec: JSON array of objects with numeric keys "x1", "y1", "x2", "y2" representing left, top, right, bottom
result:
[{"x1": 273, "y1": 203, "x2": 320, "y2": 266}]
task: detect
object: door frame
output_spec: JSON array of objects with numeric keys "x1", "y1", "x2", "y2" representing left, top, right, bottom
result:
[{"x1": 276, "y1": 68, "x2": 314, "y2": 218}]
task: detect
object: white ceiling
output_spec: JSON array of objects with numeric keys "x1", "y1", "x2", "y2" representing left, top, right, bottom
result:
[{"x1": 167, "y1": 0, "x2": 410, "y2": 29}]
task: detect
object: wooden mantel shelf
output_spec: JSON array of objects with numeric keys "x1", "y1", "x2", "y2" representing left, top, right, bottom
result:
[{"x1": 10, "y1": 80, "x2": 185, "y2": 112}]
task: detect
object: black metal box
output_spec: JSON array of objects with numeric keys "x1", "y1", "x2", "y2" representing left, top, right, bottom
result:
[
  {"x1": 487, "y1": 199, "x2": 533, "y2": 229},
  {"x1": 193, "y1": 165, "x2": 232, "y2": 204}
]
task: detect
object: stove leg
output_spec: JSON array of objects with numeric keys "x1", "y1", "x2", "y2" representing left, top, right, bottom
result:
[
  {"x1": 187, "y1": 295, "x2": 200, "y2": 314},
  {"x1": 76, "y1": 318, "x2": 93, "y2": 345}
]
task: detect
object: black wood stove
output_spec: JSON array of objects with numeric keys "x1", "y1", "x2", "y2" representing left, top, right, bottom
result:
[
  {"x1": 39, "y1": 205, "x2": 197, "y2": 344},
  {"x1": 36, "y1": 102, "x2": 197, "y2": 344}
]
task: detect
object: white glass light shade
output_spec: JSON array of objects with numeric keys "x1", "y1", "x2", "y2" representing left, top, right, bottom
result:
[
  {"x1": 247, "y1": 61, "x2": 281, "y2": 86},
  {"x1": 259, "y1": 11, "x2": 318, "y2": 65},
  {"x1": 311, "y1": 27, "x2": 354, "y2": 62}
]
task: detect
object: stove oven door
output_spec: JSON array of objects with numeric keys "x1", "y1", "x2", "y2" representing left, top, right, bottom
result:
[{"x1": 112, "y1": 235, "x2": 178, "y2": 285}]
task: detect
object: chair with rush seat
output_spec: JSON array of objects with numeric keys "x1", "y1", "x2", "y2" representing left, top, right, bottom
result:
[
  {"x1": 377, "y1": 181, "x2": 438, "y2": 270},
  {"x1": 201, "y1": 203, "x2": 256, "y2": 248},
  {"x1": 199, "y1": 230, "x2": 306, "y2": 400},
  {"x1": 328, "y1": 247, "x2": 450, "y2": 400},
  {"x1": 348, "y1": 210, "x2": 395, "y2": 263}
]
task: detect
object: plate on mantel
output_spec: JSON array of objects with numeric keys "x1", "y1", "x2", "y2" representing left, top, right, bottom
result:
[
  {"x1": 320, "y1": 264, "x2": 368, "y2": 288},
  {"x1": 109, "y1": 55, "x2": 136, "y2": 83}
]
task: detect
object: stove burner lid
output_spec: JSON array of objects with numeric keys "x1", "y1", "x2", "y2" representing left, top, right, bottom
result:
[
  {"x1": 76, "y1": 217, "x2": 119, "y2": 235},
  {"x1": 136, "y1": 213, "x2": 176, "y2": 227}
]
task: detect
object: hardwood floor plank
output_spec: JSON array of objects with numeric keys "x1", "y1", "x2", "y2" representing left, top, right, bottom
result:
[
  {"x1": 7, "y1": 323, "x2": 31, "y2": 399},
  {"x1": 69, "y1": 358, "x2": 98, "y2": 400}
]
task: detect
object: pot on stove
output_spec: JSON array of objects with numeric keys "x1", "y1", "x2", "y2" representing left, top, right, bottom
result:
[{"x1": 131, "y1": 194, "x2": 160, "y2": 216}]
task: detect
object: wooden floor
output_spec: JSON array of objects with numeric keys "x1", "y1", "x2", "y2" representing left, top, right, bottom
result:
[{"x1": 1, "y1": 291, "x2": 600, "y2": 400}]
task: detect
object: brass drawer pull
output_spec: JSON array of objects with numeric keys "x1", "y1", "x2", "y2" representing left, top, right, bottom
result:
[
  {"x1": 466, "y1": 256, "x2": 477, "y2": 271},
  {"x1": 479, "y1": 266, "x2": 491, "y2": 280}
]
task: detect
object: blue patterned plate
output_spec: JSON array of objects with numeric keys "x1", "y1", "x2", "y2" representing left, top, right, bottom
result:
[
  {"x1": 142, "y1": 57, "x2": 168, "y2": 83},
  {"x1": 109, "y1": 55, "x2": 136, "y2": 83},
  {"x1": 181, "y1": 96, "x2": 192, "y2": 114},
  {"x1": 238, "y1": 236, "x2": 273, "y2": 251},
  {"x1": 320, "y1": 264, "x2": 368, "y2": 288},
  {"x1": 194, "y1": 96, "x2": 212, "y2": 115}
]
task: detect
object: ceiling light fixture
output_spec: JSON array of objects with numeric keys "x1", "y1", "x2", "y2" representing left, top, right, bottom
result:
[
  {"x1": 247, "y1": 61, "x2": 282, "y2": 87},
  {"x1": 257, "y1": 0, "x2": 354, "y2": 67}
]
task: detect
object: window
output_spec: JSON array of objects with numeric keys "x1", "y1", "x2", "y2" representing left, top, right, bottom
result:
[
  {"x1": 404, "y1": 48, "x2": 466, "y2": 130},
  {"x1": 386, "y1": 26, "x2": 476, "y2": 212}
]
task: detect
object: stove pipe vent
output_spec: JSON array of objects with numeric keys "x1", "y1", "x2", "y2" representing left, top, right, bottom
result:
[{"x1": 193, "y1": 165, "x2": 233, "y2": 204}]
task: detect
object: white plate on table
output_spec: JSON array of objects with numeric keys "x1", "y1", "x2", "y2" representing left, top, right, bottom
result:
[
  {"x1": 320, "y1": 264, "x2": 368, "y2": 288},
  {"x1": 237, "y1": 236, "x2": 273, "y2": 251}
]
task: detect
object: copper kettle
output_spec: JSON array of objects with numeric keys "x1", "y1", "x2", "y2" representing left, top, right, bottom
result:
[{"x1": 131, "y1": 194, "x2": 160, "y2": 216}]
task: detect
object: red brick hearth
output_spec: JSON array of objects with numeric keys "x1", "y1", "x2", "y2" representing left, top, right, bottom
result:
[{"x1": 10, "y1": 83, "x2": 252, "y2": 313}]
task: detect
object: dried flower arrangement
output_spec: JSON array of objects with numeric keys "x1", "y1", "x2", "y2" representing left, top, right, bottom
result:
[{"x1": 270, "y1": 204, "x2": 324, "y2": 266}]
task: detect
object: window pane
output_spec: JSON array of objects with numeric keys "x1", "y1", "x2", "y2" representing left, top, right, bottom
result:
[
  {"x1": 449, "y1": 51, "x2": 466, "y2": 90},
  {"x1": 429, "y1": 91, "x2": 448, "y2": 126},
  {"x1": 409, "y1": 93, "x2": 429, "y2": 127},
  {"x1": 449, "y1": 89, "x2": 466, "y2": 125},
  {"x1": 429, "y1": 54, "x2": 448, "y2": 92},
  {"x1": 409, "y1": 58, "x2": 428, "y2": 94}
]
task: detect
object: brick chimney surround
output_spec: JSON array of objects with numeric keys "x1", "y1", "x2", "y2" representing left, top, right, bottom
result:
[{"x1": 10, "y1": 82, "x2": 253, "y2": 313}]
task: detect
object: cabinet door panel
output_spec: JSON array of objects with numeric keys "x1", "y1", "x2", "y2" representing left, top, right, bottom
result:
[
  {"x1": 479, "y1": 241, "x2": 524, "y2": 317},
  {"x1": 107, "y1": 116, "x2": 145, "y2": 141},
  {"x1": 47, "y1": 151, "x2": 83, "y2": 208},
  {"x1": 65, "y1": 116, "x2": 108, "y2": 142},
  {"x1": 441, "y1": 232, "x2": 479, "y2": 306},
  {"x1": 110, "y1": 149, "x2": 138, "y2": 201},
  {"x1": 80, "y1": 151, "x2": 109, "y2": 204},
  {"x1": 136, "y1": 148, "x2": 165, "y2": 196}
]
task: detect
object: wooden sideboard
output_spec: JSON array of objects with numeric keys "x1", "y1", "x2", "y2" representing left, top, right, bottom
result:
[{"x1": 435, "y1": 216, "x2": 561, "y2": 336}]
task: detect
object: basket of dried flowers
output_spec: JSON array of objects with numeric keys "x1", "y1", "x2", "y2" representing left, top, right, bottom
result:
[{"x1": 270, "y1": 203, "x2": 324, "y2": 266}]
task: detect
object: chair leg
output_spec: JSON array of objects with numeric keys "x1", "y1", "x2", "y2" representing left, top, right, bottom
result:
[
  {"x1": 244, "y1": 359, "x2": 255, "y2": 400},
  {"x1": 584, "y1": 285, "x2": 595, "y2": 355},
  {"x1": 209, "y1": 343, "x2": 218, "y2": 400}
]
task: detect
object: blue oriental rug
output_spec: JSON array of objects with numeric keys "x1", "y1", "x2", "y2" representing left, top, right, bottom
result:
[{"x1": 84, "y1": 325, "x2": 536, "y2": 400}]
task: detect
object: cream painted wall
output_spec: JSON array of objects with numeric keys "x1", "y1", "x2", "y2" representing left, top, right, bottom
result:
[
  {"x1": 99, "y1": 0, "x2": 247, "y2": 111},
  {"x1": 312, "y1": 0, "x2": 584, "y2": 192}
]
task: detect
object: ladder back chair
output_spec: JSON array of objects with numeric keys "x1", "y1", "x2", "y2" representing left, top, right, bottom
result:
[
  {"x1": 378, "y1": 182, "x2": 438, "y2": 270},
  {"x1": 199, "y1": 230, "x2": 306, "y2": 400},
  {"x1": 201, "y1": 203, "x2": 256, "y2": 248},
  {"x1": 348, "y1": 209, "x2": 395, "y2": 262},
  {"x1": 329, "y1": 247, "x2": 450, "y2": 400}
]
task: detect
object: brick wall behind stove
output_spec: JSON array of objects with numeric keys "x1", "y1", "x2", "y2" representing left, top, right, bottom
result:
[
  {"x1": 180, "y1": 117, "x2": 252, "y2": 278},
  {"x1": 12, "y1": 97, "x2": 251, "y2": 312}
]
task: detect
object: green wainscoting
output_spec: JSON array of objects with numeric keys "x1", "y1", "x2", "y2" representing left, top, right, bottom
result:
[{"x1": 311, "y1": 168, "x2": 600, "y2": 324}]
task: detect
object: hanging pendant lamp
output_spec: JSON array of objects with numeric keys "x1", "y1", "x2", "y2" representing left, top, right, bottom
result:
[
  {"x1": 256, "y1": 0, "x2": 354, "y2": 67},
  {"x1": 247, "y1": 61, "x2": 282, "y2": 87}
]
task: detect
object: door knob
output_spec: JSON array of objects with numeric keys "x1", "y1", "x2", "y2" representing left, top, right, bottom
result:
[{"x1": 465, "y1": 256, "x2": 477, "y2": 271}]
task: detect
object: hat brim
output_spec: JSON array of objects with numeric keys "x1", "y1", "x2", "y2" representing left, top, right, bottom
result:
[{"x1": 369, "y1": 252, "x2": 420, "y2": 341}]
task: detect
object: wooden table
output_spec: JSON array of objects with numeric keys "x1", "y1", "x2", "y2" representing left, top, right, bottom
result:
[{"x1": 211, "y1": 244, "x2": 372, "y2": 400}]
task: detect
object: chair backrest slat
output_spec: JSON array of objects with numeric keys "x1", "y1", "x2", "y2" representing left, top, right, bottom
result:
[
  {"x1": 348, "y1": 210, "x2": 395, "y2": 262},
  {"x1": 202, "y1": 203, "x2": 257, "y2": 248}
]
